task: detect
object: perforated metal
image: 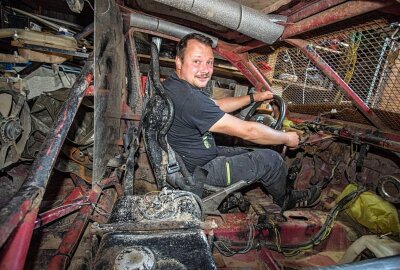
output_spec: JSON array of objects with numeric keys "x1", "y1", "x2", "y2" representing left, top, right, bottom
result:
[{"x1": 250, "y1": 19, "x2": 400, "y2": 130}]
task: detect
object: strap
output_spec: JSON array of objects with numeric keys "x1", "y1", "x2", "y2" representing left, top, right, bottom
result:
[
  {"x1": 166, "y1": 142, "x2": 180, "y2": 174},
  {"x1": 249, "y1": 93, "x2": 254, "y2": 103}
]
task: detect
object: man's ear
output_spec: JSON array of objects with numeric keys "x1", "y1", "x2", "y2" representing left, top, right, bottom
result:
[{"x1": 175, "y1": 56, "x2": 182, "y2": 70}]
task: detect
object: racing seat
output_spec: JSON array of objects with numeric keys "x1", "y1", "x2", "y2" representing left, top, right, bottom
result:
[{"x1": 142, "y1": 42, "x2": 248, "y2": 215}]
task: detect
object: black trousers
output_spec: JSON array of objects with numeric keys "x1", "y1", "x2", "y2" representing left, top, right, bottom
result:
[{"x1": 200, "y1": 147, "x2": 287, "y2": 206}]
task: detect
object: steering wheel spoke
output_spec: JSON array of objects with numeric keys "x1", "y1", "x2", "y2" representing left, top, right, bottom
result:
[{"x1": 244, "y1": 94, "x2": 286, "y2": 130}]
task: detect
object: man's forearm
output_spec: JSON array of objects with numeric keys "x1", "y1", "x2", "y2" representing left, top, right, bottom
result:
[
  {"x1": 244, "y1": 122, "x2": 289, "y2": 145},
  {"x1": 214, "y1": 95, "x2": 252, "y2": 113},
  {"x1": 210, "y1": 113, "x2": 299, "y2": 147}
]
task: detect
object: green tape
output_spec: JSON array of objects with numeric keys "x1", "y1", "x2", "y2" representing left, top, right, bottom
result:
[{"x1": 226, "y1": 161, "x2": 231, "y2": 185}]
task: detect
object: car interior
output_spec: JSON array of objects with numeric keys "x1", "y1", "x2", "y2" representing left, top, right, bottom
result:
[{"x1": 0, "y1": 0, "x2": 399, "y2": 269}]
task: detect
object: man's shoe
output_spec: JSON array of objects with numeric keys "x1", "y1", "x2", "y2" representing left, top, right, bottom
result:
[{"x1": 282, "y1": 186, "x2": 321, "y2": 211}]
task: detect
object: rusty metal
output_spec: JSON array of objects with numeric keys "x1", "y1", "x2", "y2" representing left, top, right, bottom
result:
[
  {"x1": 232, "y1": 40, "x2": 265, "y2": 54},
  {"x1": 299, "y1": 121, "x2": 400, "y2": 152},
  {"x1": 282, "y1": 0, "x2": 393, "y2": 39},
  {"x1": 128, "y1": 25, "x2": 272, "y2": 93},
  {"x1": 125, "y1": 28, "x2": 144, "y2": 113},
  {"x1": 84, "y1": 85, "x2": 94, "y2": 96},
  {"x1": 215, "y1": 41, "x2": 272, "y2": 92},
  {"x1": 0, "y1": 208, "x2": 39, "y2": 270},
  {"x1": 338, "y1": 127, "x2": 400, "y2": 153},
  {"x1": 47, "y1": 175, "x2": 121, "y2": 270},
  {"x1": 285, "y1": 38, "x2": 387, "y2": 130},
  {"x1": 0, "y1": 58, "x2": 93, "y2": 258},
  {"x1": 286, "y1": 0, "x2": 346, "y2": 23},
  {"x1": 34, "y1": 186, "x2": 86, "y2": 229},
  {"x1": 211, "y1": 209, "x2": 355, "y2": 268},
  {"x1": 122, "y1": 28, "x2": 144, "y2": 195},
  {"x1": 91, "y1": 188, "x2": 117, "y2": 224},
  {"x1": 129, "y1": 25, "x2": 272, "y2": 93},
  {"x1": 91, "y1": 220, "x2": 201, "y2": 236}
]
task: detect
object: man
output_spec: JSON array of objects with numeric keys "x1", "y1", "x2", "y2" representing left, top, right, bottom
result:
[{"x1": 162, "y1": 33, "x2": 320, "y2": 210}]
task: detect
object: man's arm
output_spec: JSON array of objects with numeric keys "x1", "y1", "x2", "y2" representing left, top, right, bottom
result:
[
  {"x1": 209, "y1": 113, "x2": 299, "y2": 147},
  {"x1": 214, "y1": 91, "x2": 274, "y2": 113}
]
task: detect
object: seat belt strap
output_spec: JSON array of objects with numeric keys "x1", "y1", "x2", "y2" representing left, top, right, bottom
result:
[{"x1": 166, "y1": 142, "x2": 180, "y2": 174}]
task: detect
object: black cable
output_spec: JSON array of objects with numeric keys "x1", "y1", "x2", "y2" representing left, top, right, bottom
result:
[{"x1": 213, "y1": 187, "x2": 366, "y2": 257}]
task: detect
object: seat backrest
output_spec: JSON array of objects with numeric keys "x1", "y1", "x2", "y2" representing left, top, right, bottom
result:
[
  {"x1": 143, "y1": 42, "x2": 196, "y2": 190},
  {"x1": 142, "y1": 43, "x2": 174, "y2": 188},
  {"x1": 142, "y1": 43, "x2": 246, "y2": 209}
]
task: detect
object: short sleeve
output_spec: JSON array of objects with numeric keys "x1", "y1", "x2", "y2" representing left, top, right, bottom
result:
[{"x1": 181, "y1": 92, "x2": 224, "y2": 135}]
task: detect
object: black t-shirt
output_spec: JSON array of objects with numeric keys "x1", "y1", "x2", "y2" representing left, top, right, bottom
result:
[{"x1": 163, "y1": 73, "x2": 225, "y2": 173}]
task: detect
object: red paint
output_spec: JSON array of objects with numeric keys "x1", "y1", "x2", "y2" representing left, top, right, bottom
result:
[
  {"x1": 141, "y1": 75, "x2": 147, "y2": 95},
  {"x1": 35, "y1": 186, "x2": 86, "y2": 229},
  {"x1": 210, "y1": 211, "x2": 353, "y2": 268},
  {"x1": 283, "y1": 0, "x2": 392, "y2": 38},
  {"x1": 233, "y1": 40, "x2": 265, "y2": 54},
  {"x1": 215, "y1": 41, "x2": 272, "y2": 92},
  {"x1": 85, "y1": 73, "x2": 94, "y2": 85},
  {"x1": 286, "y1": 0, "x2": 347, "y2": 23},
  {"x1": 0, "y1": 199, "x2": 31, "y2": 248},
  {"x1": 0, "y1": 62, "x2": 94, "y2": 269},
  {"x1": 84, "y1": 85, "x2": 94, "y2": 96},
  {"x1": 0, "y1": 208, "x2": 39, "y2": 270},
  {"x1": 47, "y1": 176, "x2": 119, "y2": 269}
]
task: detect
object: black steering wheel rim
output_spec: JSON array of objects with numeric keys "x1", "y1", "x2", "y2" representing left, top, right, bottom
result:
[{"x1": 244, "y1": 94, "x2": 286, "y2": 130}]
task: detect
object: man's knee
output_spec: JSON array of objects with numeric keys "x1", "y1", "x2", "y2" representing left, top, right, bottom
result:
[
  {"x1": 252, "y1": 149, "x2": 285, "y2": 170},
  {"x1": 249, "y1": 149, "x2": 287, "y2": 191}
]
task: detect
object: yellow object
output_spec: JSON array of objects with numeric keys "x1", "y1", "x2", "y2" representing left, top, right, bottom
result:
[
  {"x1": 335, "y1": 184, "x2": 400, "y2": 234},
  {"x1": 282, "y1": 119, "x2": 293, "y2": 128}
]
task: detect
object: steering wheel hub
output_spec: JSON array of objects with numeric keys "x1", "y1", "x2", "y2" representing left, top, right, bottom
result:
[{"x1": 244, "y1": 94, "x2": 286, "y2": 130}]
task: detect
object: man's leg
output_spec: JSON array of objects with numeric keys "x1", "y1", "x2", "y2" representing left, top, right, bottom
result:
[{"x1": 201, "y1": 148, "x2": 287, "y2": 206}]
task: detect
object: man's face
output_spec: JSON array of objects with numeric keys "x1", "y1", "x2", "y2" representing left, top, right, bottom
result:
[{"x1": 176, "y1": 39, "x2": 214, "y2": 88}]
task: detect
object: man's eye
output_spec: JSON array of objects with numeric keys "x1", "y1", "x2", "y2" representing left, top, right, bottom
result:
[
  {"x1": 207, "y1": 61, "x2": 213, "y2": 65},
  {"x1": 194, "y1": 60, "x2": 200, "y2": 64}
]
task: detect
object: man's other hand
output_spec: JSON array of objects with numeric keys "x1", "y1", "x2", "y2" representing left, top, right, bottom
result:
[
  {"x1": 285, "y1": 131, "x2": 300, "y2": 148},
  {"x1": 254, "y1": 91, "x2": 274, "y2": 102}
]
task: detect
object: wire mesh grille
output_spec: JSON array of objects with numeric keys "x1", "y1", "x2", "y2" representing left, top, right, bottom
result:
[{"x1": 250, "y1": 19, "x2": 400, "y2": 131}]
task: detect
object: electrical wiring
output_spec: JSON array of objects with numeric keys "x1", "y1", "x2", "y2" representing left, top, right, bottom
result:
[
  {"x1": 213, "y1": 187, "x2": 366, "y2": 257},
  {"x1": 344, "y1": 143, "x2": 358, "y2": 183},
  {"x1": 213, "y1": 223, "x2": 255, "y2": 257},
  {"x1": 266, "y1": 187, "x2": 365, "y2": 256}
]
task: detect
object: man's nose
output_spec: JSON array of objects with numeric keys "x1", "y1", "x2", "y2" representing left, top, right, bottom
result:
[
  {"x1": 200, "y1": 62, "x2": 212, "y2": 73},
  {"x1": 199, "y1": 62, "x2": 208, "y2": 72}
]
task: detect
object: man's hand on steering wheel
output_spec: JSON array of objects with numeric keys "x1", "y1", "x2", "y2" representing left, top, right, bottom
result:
[
  {"x1": 252, "y1": 91, "x2": 274, "y2": 102},
  {"x1": 245, "y1": 92, "x2": 286, "y2": 130}
]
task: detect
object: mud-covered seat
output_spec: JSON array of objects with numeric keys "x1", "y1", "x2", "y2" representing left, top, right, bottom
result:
[
  {"x1": 142, "y1": 43, "x2": 204, "y2": 193},
  {"x1": 142, "y1": 42, "x2": 248, "y2": 214}
]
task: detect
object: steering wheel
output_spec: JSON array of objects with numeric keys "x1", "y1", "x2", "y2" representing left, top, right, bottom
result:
[{"x1": 244, "y1": 94, "x2": 286, "y2": 130}]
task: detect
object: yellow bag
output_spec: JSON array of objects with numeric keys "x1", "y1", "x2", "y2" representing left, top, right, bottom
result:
[{"x1": 335, "y1": 184, "x2": 400, "y2": 234}]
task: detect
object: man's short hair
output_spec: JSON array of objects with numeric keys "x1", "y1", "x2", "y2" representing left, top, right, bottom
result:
[{"x1": 176, "y1": 33, "x2": 213, "y2": 61}]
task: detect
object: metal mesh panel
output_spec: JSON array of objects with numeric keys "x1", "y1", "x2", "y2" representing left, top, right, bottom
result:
[{"x1": 250, "y1": 19, "x2": 400, "y2": 130}]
